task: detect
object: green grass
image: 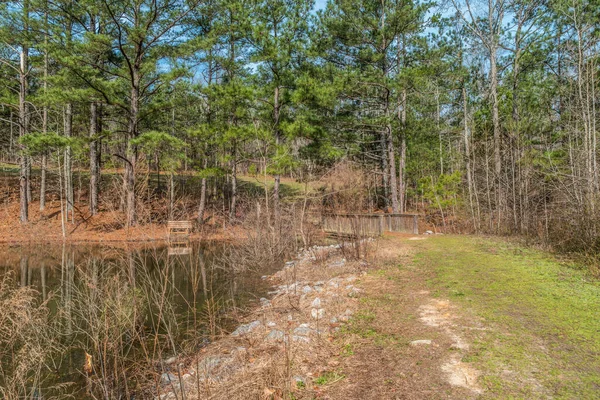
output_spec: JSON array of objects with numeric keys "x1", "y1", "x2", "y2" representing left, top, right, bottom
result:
[
  {"x1": 414, "y1": 235, "x2": 600, "y2": 398},
  {"x1": 314, "y1": 370, "x2": 345, "y2": 386}
]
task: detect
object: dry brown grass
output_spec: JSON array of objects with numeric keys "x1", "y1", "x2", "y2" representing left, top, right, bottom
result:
[{"x1": 0, "y1": 274, "x2": 67, "y2": 399}]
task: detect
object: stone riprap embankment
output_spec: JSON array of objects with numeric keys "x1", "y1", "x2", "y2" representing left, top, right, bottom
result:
[{"x1": 156, "y1": 242, "x2": 370, "y2": 400}]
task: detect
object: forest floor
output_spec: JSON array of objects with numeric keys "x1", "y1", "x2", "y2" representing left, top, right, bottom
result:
[
  {"x1": 163, "y1": 234, "x2": 600, "y2": 399},
  {"x1": 0, "y1": 167, "x2": 312, "y2": 243},
  {"x1": 0, "y1": 200, "x2": 240, "y2": 244}
]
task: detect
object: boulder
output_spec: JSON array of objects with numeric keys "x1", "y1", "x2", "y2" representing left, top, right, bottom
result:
[
  {"x1": 302, "y1": 285, "x2": 313, "y2": 294},
  {"x1": 293, "y1": 323, "x2": 313, "y2": 336},
  {"x1": 410, "y1": 339, "x2": 432, "y2": 346},
  {"x1": 265, "y1": 330, "x2": 285, "y2": 342},
  {"x1": 160, "y1": 373, "x2": 177, "y2": 386},
  {"x1": 311, "y1": 297, "x2": 321, "y2": 308},
  {"x1": 231, "y1": 320, "x2": 261, "y2": 336}
]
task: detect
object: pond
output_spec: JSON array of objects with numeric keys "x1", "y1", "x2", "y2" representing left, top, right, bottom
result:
[{"x1": 0, "y1": 240, "x2": 280, "y2": 399}]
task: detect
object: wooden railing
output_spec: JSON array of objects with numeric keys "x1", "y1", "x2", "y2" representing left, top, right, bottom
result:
[
  {"x1": 167, "y1": 220, "x2": 192, "y2": 256},
  {"x1": 321, "y1": 213, "x2": 418, "y2": 237}
]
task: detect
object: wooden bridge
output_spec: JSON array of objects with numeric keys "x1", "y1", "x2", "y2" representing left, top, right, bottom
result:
[
  {"x1": 322, "y1": 213, "x2": 419, "y2": 237},
  {"x1": 167, "y1": 220, "x2": 192, "y2": 255}
]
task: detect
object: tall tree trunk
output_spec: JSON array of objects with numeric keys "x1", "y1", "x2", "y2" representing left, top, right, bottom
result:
[
  {"x1": 40, "y1": 7, "x2": 48, "y2": 211},
  {"x1": 26, "y1": 152, "x2": 31, "y2": 204},
  {"x1": 19, "y1": 3, "x2": 29, "y2": 223},
  {"x1": 197, "y1": 159, "x2": 207, "y2": 224},
  {"x1": 591, "y1": 58, "x2": 598, "y2": 193},
  {"x1": 89, "y1": 102, "x2": 100, "y2": 215},
  {"x1": 398, "y1": 89, "x2": 407, "y2": 213},
  {"x1": 381, "y1": 131, "x2": 390, "y2": 210},
  {"x1": 125, "y1": 68, "x2": 140, "y2": 227},
  {"x1": 574, "y1": 19, "x2": 594, "y2": 210},
  {"x1": 229, "y1": 159, "x2": 237, "y2": 223},
  {"x1": 273, "y1": 85, "x2": 281, "y2": 219},
  {"x1": 169, "y1": 172, "x2": 174, "y2": 220},
  {"x1": 10, "y1": 111, "x2": 14, "y2": 156},
  {"x1": 64, "y1": 104, "x2": 74, "y2": 222},
  {"x1": 386, "y1": 122, "x2": 399, "y2": 212},
  {"x1": 463, "y1": 85, "x2": 475, "y2": 228},
  {"x1": 40, "y1": 156, "x2": 47, "y2": 211},
  {"x1": 490, "y1": 43, "x2": 501, "y2": 229},
  {"x1": 89, "y1": 15, "x2": 101, "y2": 216},
  {"x1": 198, "y1": 55, "x2": 212, "y2": 225},
  {"x1": 436, "y1": 86, "x2": 443, "y2": 175}
]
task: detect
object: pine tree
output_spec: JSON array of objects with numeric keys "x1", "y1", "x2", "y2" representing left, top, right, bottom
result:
[
  {"x1": 250, "y1": 0, "x2": 314, "y2": 218},
  {"x1": 318, "y1": 0, "x2": 431, "y2": 212},
  {"x1": 73, "y1": 0, "x2": 201, "y2": 226}
]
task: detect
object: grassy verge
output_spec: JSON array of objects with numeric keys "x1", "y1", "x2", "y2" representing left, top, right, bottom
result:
[{"x1": 414, "y1": 235, "x2": 600, "y2": 398}]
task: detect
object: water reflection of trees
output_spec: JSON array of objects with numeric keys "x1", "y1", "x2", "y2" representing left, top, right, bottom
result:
[{"x1": 1, "y1": 242, "x2": 252, "y2": 399}]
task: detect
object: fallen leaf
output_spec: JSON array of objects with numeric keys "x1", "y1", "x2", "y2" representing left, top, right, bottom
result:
[{"x1": 263, "y1": 387, "x2": 275, "y2": 398}]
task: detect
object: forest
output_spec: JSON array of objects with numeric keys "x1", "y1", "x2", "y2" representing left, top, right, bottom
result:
[
  {"x1": 1, "y1": 0, "x2": 600, "y2": 254},
  {"x1": 4, "y1": 1, "x2": 600, "y2": 398}
]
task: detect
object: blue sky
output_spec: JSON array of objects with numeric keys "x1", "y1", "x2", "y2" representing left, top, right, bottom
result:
[{"x1": 314, "y1": 0, "x2": 327, "y2": 12}]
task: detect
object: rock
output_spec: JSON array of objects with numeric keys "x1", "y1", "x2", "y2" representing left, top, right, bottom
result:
[
  {"x1": 410, "y1": 339, "x2": 432, "y2": 346},
  {"x1": 292, "y1": 335, "x2": 310, "y2": 343},
  {"x1": 330, "y1": 317, "x2": 338, "y2": 323},
  {"x1": 425, "y1": 230, "x2": 434, "y2": 235},
  {"x1": 314, "y1": 286, "x2": 323, "y2": 293},
  {"x1": 267, "y1": 321, "x2": 277, "y2": 327},
  {"x1": 160, "y1": 372, "x2": 177, "y2": 385},
  {"x1": 311, "y1": 308, "x2": 325, "y2": 319},
  {"x1": 265, "y1": 329, "x2": 285, "y2": 342},
  {"x1": 286, "y1": 283, "x2": 299, "y2": 292},
  {"x1": 348, "y1": 288, "x2": 362, "y2": 298},
  {"x1": 346, "y1": 276, "x2": 357, "y2": 282},
  {"x1": 231, "y1": 320, "x2": 261, "y2": 336},
  {"x1": 260, "y1": 298, "x2": 271, "y2": 307},
  {"x1": 314, "y1": 281, "x2": 325, "y2": 286},
  {"x1": 293, "y1": 323, "x2": 313, "y2": 336},
  {"x1": 302, "y1": 285, "x2": 313, "y2": 294},
  {"x1": 261, "y1": 275, "x2": 268, "y2": 280},
  {"x1": 311, "y1": 297, "x2": 321, "y2": 308}
]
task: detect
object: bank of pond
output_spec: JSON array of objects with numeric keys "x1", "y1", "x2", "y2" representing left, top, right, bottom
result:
[{"x1": 0, "y1": 241, "x2": 281, "y2": 399}]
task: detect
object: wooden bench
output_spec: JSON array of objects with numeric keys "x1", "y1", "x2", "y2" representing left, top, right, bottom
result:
[{"x1": 167, "y1": 220, "x2": 192, "y2": 240}]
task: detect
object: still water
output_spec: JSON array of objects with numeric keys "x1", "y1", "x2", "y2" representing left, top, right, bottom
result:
[{"x1": 0, "y1": 241, "x2": 279, "y2": 399}]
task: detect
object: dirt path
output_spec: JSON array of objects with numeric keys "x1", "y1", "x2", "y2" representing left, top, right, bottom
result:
[
  {"x1": 323, "y1": 236, "x2": 484, "y2": 399},
  {"x1": 328, "y1": 234, "x2": 600, "y2": 399}
]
